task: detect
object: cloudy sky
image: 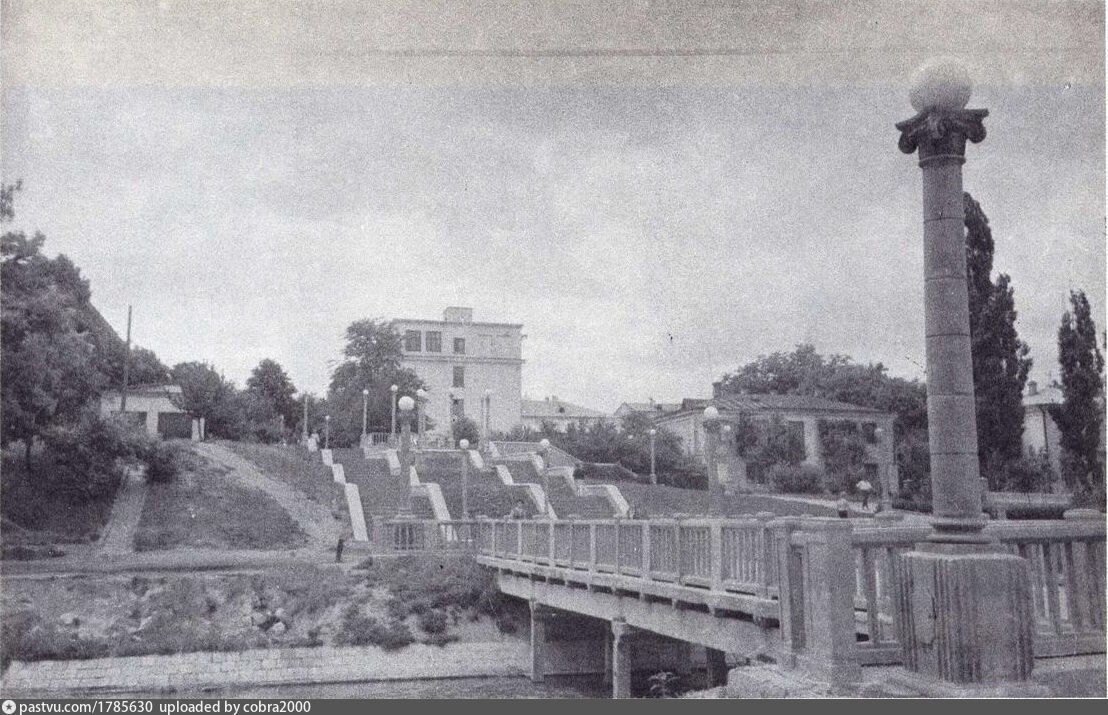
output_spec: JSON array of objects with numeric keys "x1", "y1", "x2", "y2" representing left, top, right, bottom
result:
[{"x1": 2, "y1": 1, "x2": 1103, "y2": 411}]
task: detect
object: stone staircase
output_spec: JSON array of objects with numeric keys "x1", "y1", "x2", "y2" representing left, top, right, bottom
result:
[
  {"x1": 501, "y1": 459, "x2": 614, "y2": 519},
  {"x1": 331, "y1": 448, "x2": 433, "y2": 520},
  {"x1": 417, "y1": 451, "x2": 533, "y2": 518}
]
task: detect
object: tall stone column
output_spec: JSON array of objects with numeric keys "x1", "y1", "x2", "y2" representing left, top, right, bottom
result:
[
  {"x1": 611, "y1": 619, "x2": 633, "y2": 699},
  {"x1": 530, "y1": 600, "x2": 548, "y2": 683},
  {"x1": 892, "y1": 58, "x2": 1041, "y2": 695}
]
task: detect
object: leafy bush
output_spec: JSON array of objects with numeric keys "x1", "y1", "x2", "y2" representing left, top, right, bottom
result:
[
  {"x1": 141, "y1": 440, "x2": 185, "y2": 483},
  {"x1": 335, "y1": 605, "x2": 413, "y2": 650},
  {"x1": 995, "y1": 452, "x2": 1056, "y2": 494},
  {"x1": 453, "y1": 416, "x2": 480, "y2": 446},
  {"x1": 417, "y1": 609, "x2": 448, "y2": 634},
  {"x1": 818, "y1": 420, "x2": 869, "y2": 494},
  {"x1": 769, "y1": 463, "x2": 824, "y2": 494},
  {"x1": 41, "y1": 413, "x2": 148, "y2": 500}
]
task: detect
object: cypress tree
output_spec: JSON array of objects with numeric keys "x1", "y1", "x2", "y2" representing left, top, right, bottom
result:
[
  {"x1": 964, "y1": 192, "x2": 1033, "y2": 486},
  {"x1": 1050, "y1": 290, "x2": 1105, "y2": 503}
]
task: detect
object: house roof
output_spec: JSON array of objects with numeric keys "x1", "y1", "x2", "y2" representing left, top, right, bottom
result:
[
  {"x1": 521, "y1": 398, "x2": 608, "y2": 419},
  {"x1": 1023, "y1": 385, "x2": 1063, "y2": 408},
  {"x1": 655, "y1": 392, "x2": 887, "y2": 422},
  {"x1": 102, "y1": 384, "x2": 182, "y2": 397},
  {"x1": 714, "y1": 394, "x2": 884, "y2": 414},
  {"x1": 617, "y1": 401, "x2": 684, "y2": 414}
]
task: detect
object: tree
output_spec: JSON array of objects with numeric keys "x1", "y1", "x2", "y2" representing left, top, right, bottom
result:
[
  {"x1": 326, "y1": 320, "x2": 424, "y2": 447},
  {"x1": 1, "y1": 189, "x2": 106, "y2": 465},
  {"x1": 964, "y1": 193, "x2": 1033, "y2": 486},
  {"x1": 1050, "y1": 290, "x2": 1105, "y2": 505},
  {"x1": 170, "y1": 362, "x2": 240, "y2": 439},
  {"x1": 246, "y1": 359, "x2": 298, "y2": 430}
]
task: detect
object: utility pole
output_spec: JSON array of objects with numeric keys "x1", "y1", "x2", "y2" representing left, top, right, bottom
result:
[{"x1": 120, "y1": 305, "x2": 132, "y2": 413}]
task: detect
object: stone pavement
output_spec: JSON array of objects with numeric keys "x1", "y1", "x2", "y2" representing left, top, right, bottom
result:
[{"x1": 1, "y1": 642, "x2": 530, "y2": 696}]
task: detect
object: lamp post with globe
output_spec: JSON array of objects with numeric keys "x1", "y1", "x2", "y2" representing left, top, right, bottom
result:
[
  {"x1": 538, "y1": 438, "x2": 551, "y2": 518},
  {"x1": 389, "y1": 384, "x2": 399, "y2": 445},
  {"x1": 323, "y1": 415, "x2": 331, "y2": 451},
  {"x1": 396, "y1": 395, "x2": 416, "y2": 517},
  {"x1": 648, "y1": 428, "x2": 657, "y2": 485},
  {"x1": 702, "y1": 406, "x2": 722, "y2": 516},
  {"x1": 893, "y1": 57, "x2": 1039, "y2": 693},
  {"x1": 361, "y1": 388, "x2": 369, "y2": 442},
  {"x1": 459, "y1": 438, "x2": 470, "y2": 519}
]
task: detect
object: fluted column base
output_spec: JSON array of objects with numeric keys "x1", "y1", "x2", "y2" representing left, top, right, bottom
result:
[{"x1": 893, "y1": 542, "x2": 1046, "y2": 694}]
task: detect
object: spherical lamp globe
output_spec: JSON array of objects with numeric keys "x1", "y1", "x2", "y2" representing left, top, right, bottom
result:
[
  {"x1": 703, "y1": 406, "x2": 720, "y2": 421},
  {"x1": 459, "y1": 439, "x2": 470, "y2": 450},
  {"x1": 909, "y1": 57, "x2": 973, "y2": 112},
  {"x1": 397, "y1": 395, "x2": 415, "y2": 412}
]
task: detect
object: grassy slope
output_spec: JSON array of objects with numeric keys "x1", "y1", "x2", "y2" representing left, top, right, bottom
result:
[
  {"x1": 589, "y1": 480, "x2": 838, "y2": 518},
  {"x1": 221, "y1": 441, "x2": 333, "y2": 504},
  {"x1": 132, "y1": 449, "x2": 308, "y2": 551}
]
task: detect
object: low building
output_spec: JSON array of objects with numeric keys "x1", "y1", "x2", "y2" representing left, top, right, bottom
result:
[
  {"x1": 655, "y1": 391, "x2": 897, "y2": 496},
  {"x1": 100, "y1": 384, "x2": 197, "y2": 439},
  {"x1": 1022, "y1": 380, "x2": 1064, "y2": 480},
  {"x1": 521, "y1": 397, "x2": 611, "y2": 431}
]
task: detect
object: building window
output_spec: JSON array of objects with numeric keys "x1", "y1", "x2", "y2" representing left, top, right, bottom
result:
[
  {"x1": 454, "y1": 337, "x2": 466, "y2": 354},
  {"x1": 862, "y1": 422, "x2": 878, "y2": 444},
  {"x1": 404, "y1": 330, "x2": 422, "y2": 352},
  {"x1": 425, "y1": 331, "x2": 442, "y2": 353},
  {"x1": 453, "y1": 366, "x2": 465, "y2": 388}
]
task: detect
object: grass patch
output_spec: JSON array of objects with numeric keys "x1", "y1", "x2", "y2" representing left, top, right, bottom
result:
[
  {"x1": 221, "y1": 441, "x2": 332, "y2": 504},
  {"x1": 1, "y1": 448, "x2": 115, "y2": 547},
  {"x1": 132, "y1": 450, "x2": 308, "y2": 551}
]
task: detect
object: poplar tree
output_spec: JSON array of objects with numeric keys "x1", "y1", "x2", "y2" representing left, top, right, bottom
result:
[{"x1": 964, "y1": 192, "x2": 1033, "y2": 485}]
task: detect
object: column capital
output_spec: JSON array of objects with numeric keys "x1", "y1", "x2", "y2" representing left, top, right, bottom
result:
[{"x1": 896, "y1": 108, "x2": 988, "y2": 164}]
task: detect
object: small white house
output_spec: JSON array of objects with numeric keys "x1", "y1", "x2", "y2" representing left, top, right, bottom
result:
[{"x1": 100, "y1": 384, "x2": 199, "y2": 439}]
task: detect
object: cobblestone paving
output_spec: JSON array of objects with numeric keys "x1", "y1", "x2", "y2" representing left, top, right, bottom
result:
[{"x1": 1, "y1": 642, "x2": 529, "y2": 696}]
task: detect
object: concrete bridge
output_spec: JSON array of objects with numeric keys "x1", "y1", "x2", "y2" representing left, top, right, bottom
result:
[{"x1": 378, "y1": 514, "x2": 1106, "y2": 697}]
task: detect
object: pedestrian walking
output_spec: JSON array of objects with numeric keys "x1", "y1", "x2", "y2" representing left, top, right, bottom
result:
[
  {"x1": 836, "y1": 497, "x2": 850, "y2": 519},
  {"x1": 335, "y1": 536, "x2": 345, "y2": 563},
  {"x1": 856, "y1": 479, "x2": 873, "y2": 511}
]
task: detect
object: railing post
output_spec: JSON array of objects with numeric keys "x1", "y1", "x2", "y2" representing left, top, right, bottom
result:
[
  {"x1": 710, "y1": 520, "x2": 724, "y2": 591},
  {"x1": 770, "y1": 518, "x2": 802, "y2": 668},
  {"x1": 615, "y1": 518, "x2": 624, "y2": 575},
  {"x1": 589, "y1": 523, "x2": 598, "y2": 573},
  {"x1": 548, "y1": 520, "x2": 556, "y2": 565},
  {"x1": 756, "y1": 511, "x2": 775, "y2": 598},
  {"x1": 642, "y1": 521, "x2": 652, "y2": 579},
  {"x1": 516, "y1": 520, "x2": 523, "y2": 560},
  {"x1": 792, "y1": 519, "x2": 861, "y2": 689}
]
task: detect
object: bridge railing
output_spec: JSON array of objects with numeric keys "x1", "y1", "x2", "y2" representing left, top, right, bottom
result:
[
  {"x1": 848, "y1": 518, "x2": 1107, "y2": 663},
  {"x1": 474, "y1": 516, "x2": 780, "y2": 597}
]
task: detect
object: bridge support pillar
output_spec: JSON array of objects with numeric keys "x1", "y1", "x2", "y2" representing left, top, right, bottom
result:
[
  {"x1": 706, "y1": 648, "x2": 729, "y2": 687},
  {"x1": 611, "y1": 619, "x2": 633, "y2": 699},
  {"x1": 529, "y1": 601, "x2": 549, "y2": 683}
]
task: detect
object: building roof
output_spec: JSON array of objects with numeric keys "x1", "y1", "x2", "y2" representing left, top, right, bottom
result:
[
  {"x1": 103, "y1": 384, "x2": 183, "y2": 397},
  {"x1": 521, "y1": 398, "x2": 608, "y2": 419},
  {"x1": 655, "y1": 392, "x2": 887, "y2": 422},
  {"x1": 1023, "y1": 384, "x2": 1063, "y2": 407},
  {"x1": 617, "y1": 401, "x2": 685, "y2": 414}
]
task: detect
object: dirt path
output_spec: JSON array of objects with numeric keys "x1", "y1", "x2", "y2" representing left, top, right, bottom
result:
[
  {"x1": 96, "y1": 469, "x2": 148, "y2": 555},
  {"x1": 195, "y1": 442, "x2": 343, "y2": 547}
]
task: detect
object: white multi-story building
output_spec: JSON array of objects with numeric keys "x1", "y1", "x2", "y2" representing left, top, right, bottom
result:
[{"x1": 392, "y1": 307, "x2": 523, "y2": 436}]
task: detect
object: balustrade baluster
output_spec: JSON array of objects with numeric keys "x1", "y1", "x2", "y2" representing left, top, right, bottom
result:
[
  {"x1": 1042, "y1": 542, "x2": 1064, "y2": 635},
  {"x1": 1063, "y1": 541, "x2": 1084, "y2": 631},
  {"x1": 641, "y1": 522, "x2": 651, "y2": 579},
  {"x1": 861, "y1": 547, "x2": 881, "y2": 643},
  {"x1": 710, "y1": 522, "x2": 723, "y2": 591}
]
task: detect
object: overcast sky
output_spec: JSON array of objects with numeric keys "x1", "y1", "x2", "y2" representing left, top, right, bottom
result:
[{"x1": 2, "y1": 1, "x2": 1103, "y2": 411}]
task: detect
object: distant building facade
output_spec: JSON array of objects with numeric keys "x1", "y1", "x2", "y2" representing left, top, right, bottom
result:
[
  {"x1": 521, "y1": 397, "x2": 611, "y2": 431},
  {"x1": 100, "y1": 384, "x2": 196, "y2": 439},
  {"x1": 655, "y1": 391, "x2": 897, "y2": 496},
  {"x1": 392, "y1": 307, "x2": 523, "y2": 436}
]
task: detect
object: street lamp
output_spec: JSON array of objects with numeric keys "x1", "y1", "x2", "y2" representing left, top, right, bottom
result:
[
  {"x1": 459, "y1": 438, "x2": 470, "y2": 519},
  {"x1": 390, "y1": 384, "x2": 399, "y2": 444},
  {"x1": 874, "y1": 425, "x2": 894, "y2": 512},
  {"x1": 324, "y1": 414, "x2": 331, "y2": 451},
  {"x1": 396, "y1": 395, "x2": 416, "y2": 516},
  {"x1": 538, "y1": 438, "x2": 551, "y2": 518},
  {"x1": 361, "y1": 388, "x2": 369, "y2": 440},
  {"x1": 648, "y1": 428, "x2": 657, "y2": 485},
  {"x1": 702, "y1": 406, "x2": 722, "y2": 516},
  {"x1": 301, "y1": 394, "x2": 309, "y2": 443},
  {"x1": 482, "y1": 389, "x2": 492, "y2": 447}
]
